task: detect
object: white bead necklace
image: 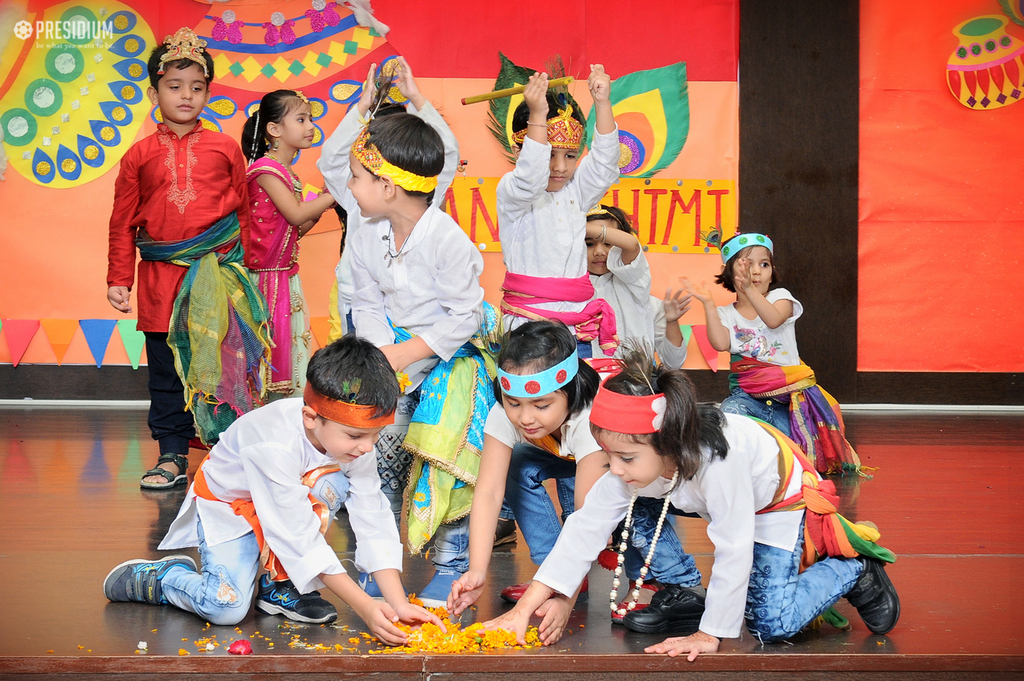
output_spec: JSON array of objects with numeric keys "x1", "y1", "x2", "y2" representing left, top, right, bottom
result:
[{"x1": 608, "y1": 471, "x2": 679, "y2": 616}]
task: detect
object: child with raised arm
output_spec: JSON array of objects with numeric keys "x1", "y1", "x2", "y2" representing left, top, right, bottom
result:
[
  {"x1": 483, "y1": 349, "x2": 899, "y2": 660},
  {"x1": 342, "y1": 105, "x2": 496, "y2": 607},
  {"x1": 103, "y1": 336, "x2": 443, "y2": 643},
  {"x1": 498, "y1": 66, "x2": 621, "y2": 357},
  {"x1": 683, "y1": 233, "x2": 861, "y2": 475},
  {"x1": 241, "y1": 89, "x2": 337, "y2": 398},
  {"x1": 106, "y1": 28, "x2": 270, "y2": 489}
]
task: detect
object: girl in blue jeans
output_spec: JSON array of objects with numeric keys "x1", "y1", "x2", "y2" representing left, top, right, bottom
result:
[
  {"x1": 448, "y1": 321, "x2": 699, "y2": 615},
  {"x1": 484, "y1": 349, "x2": 899, "y2": 660}
]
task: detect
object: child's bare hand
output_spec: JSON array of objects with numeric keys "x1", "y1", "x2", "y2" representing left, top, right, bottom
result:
[
  {"x1": 392, "y1": 600, "x2": 446, "y2": 632},
  {"x1": 448, "y1": 570, "x2": 486, "y2": 615},
  {"x1": 732, "y1": 257, "x2": 754, "y2": 291},
  {"x1": 107, "y1": 286, "x2": 132, "y2": 313},
  {"x1": 535, "y1": 595, "x2": 573, "y2": 645},
  {"x1": 480, "y1": 606, "x2": 531, "y2": 645},
  {"x1": 524, "y1": 71, "x2": 550, "y2": 118},
  {"x1": 680, "y1": 277, "x2": 714, "y2": 305},
  {"x1": 587, "y1": 64, "x2": 611, "y2": 102},
  {"x1": 393, "y1": 56, "x2": 423, "y2": 107},
  {"x1": 362, "y1": 600, "x2": 408, "y2": 646},
  {"x1": 357, "y1": 62, "x2": 377, "y2": 115},
  {"x1": 663, "y1": 287, "x2": 692, "y2": 323},
  {"x1": 644, "y1": 631, "x2": 720, "y2": 661}
]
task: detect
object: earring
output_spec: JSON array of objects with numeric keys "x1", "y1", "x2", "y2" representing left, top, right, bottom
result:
[{"x1": 272, "y1": 138, "x2": 279, "y2": 151}]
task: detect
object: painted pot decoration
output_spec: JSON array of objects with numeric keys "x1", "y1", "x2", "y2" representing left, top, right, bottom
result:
[{"x1": 947, "y1": 15, "x2": 1023, "y2": 110}]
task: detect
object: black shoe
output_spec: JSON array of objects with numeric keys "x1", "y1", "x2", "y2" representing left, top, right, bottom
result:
[
  {"x1": 493, "y1": 518, "x2": 518, "y2": 547},
  {"x1": 845, "y1": 557, "x2": 899, "y2": 635},
  {"x1": 621, "y1": 584, "x2": 705, "y2": 634},
  {"x1": 255, "y1": 575, "x2": 338, "y2": 624}
]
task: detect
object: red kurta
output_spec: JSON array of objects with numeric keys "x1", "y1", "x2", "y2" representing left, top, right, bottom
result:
[{"x1": 106, "y1": 122, "x2": 251, "y2": 332}]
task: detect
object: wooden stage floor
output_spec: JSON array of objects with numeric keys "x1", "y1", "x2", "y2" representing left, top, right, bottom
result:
[{"x1": 0, "y1": 406, "x2": 1021, "y2": 679}]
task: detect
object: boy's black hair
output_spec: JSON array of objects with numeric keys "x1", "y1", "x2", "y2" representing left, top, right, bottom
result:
[
  {"x1": 306, "y1": 335, "x2": 399, "y2": 420},
  {"x1": 362, "y1": 113, "x2": 444, "y2": 203},
  {"x1": 510, "y1": 92, "x2": 587, "y2": 150},
  {"x1": 493, "y1": 320, "x2": 600, "y2": 416},
  {"x1": 585, "y1": 204, "x2": 635, "y2": 236},
  {"x1": 241, "y1": 90, "x2": 307, "y2": 163},
  {"x1": 714, "y1": 240, "x2": 781, "y2": 293},
  {"x1": 591, "y1": 345, "x2": 728, "y2": 483},
  {"x1": 146, "y1": 45, "x2": 214, "y2": 88}
]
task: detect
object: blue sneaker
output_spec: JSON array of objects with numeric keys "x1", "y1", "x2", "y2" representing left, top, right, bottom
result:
[
  {"x1": 418, "y1": 569, "x2": 460, "y2": 608},
  {"x1": 255, "y1": 575, "x2": 337, "y2": 624},
  {"x1": 357, "y1": 571, "x2": 385, "y2": 600},
  {"x1": 103, "y1": 556, "x2": 197, "y2": 605}
]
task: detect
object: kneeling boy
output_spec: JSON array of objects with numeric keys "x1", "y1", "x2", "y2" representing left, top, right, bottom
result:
[{"x1": 103, "y1": 336, "x2": 440, "y2": 644}]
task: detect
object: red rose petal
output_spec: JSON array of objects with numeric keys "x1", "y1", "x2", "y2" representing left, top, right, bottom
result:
[{"x1": 228, "y1": 640, "x2": 253, "y2": 655}]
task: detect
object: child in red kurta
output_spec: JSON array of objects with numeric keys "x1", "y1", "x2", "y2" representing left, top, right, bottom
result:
[{"x1": 106, "y1": 28, "x2": 269, "y2": 489}]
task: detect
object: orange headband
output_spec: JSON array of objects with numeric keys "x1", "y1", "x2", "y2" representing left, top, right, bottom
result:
[{"x1": 303, "y1": 384, "x2": 395, "y2": 428}]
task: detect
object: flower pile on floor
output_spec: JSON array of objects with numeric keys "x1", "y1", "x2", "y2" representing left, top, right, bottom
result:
[{"x1": 368, "y1": 600, "x2": 542, "y2": 654}]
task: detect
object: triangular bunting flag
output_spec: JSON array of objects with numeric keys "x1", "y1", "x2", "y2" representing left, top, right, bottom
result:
[
  {"x1": 79, "y1": 319, "x2": 118, "y2": 368},
  {"x1": 691, "y1": 325, "x2": 721, "y2": 372},
  {"x1": 40, "y1": 319, "x2": 79, "y2": 365},
  {"x1": 2, "y1": 319, "x2": 40, "y2": 367},
  {"x1": 679, "y1": 323, "x2": 694, "y2": 350},
  {"x1": 117, "y1": 319, "x2": 147, "y2": 369},
  {"x1": 308, "y1": 316, "x2": 332, "y2": 350}
]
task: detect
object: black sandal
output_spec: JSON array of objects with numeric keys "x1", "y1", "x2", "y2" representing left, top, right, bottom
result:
[{"x1": 140, "y1": 453, "x2": 188, "y2": 490}]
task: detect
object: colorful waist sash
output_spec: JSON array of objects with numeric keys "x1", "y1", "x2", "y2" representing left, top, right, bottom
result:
[
  {"x1": 140, "y1": 214, "x2": 272, "y2": 445},
  {"x1": 193, "y1": 458, "x2": 340, "y2": 582},
  {"x1": 730, "y1": 355, "x2": 863, "y2": 476},
  {"x1": 500, "y1": 272, "x2": 619, "y2": 356},
  {"x1": 755, "y1": 421, "x2": 895, "y2": 573}
]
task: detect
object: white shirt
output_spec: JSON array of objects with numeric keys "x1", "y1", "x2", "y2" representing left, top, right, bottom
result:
[
  {"x1": 159, "y1": 399, "x2": 402, "y2": 594},
  {"x1": 483, "y1": 403, "x2": 601, "y2": 463},
  {"x1": 317, "y1": 102, "x2": 460, "y2": 327},
  {"x1": 496, "y1": 128, "x2": 621, "y2": 331},
  {"x1": 534, "y1": 413, "x2": 807, "y2": 640},
  {"x1": 589, "y1": 247, "x2": 688, "y2": 368},
  {"x1": 349, "y1": 204, "x2": 484, "y2": 390},
  {"x1": 717, "y1": 288, "x2": 803, "y2": 367}
]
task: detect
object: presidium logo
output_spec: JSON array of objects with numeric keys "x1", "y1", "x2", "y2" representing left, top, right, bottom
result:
[{"x1": 13, "y1": 18, "x2": 115, "y2": 42}]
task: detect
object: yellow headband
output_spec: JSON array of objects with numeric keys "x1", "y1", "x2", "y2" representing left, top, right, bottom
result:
[
  {"x1": 351, "y1": 127, "x2": 439, "y2": 193},
  {"x1": 511, "y1": 104, "x2": 584, "y2": 149}
]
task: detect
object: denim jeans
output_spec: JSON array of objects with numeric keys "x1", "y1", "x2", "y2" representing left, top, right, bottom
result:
[
  {"x1": 623, "y1": 498, "x2": 702, "y2": 587},
  {"x1": 162, "y1": 469, "x2": 351, "y2": 625},
  {"x1": 429, "y1": 515, "x2": 470, "y2": 573},
  {"x1": 721, "y1": 388, "x2": 793, "y2": 437},
  {"x1": 745, "y1": 520, "x2": 863, "y2": 642},
  {"x1": 504, "y1": 443, "x2": 577, "y2": 565}
]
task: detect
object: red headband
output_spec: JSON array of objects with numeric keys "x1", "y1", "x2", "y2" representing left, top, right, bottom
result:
[
  {"x1": 303, "y1": 384, "x2": 395, "y2": 428},
  {"x1": 589, "y1": 383, "x2": 667, "y2": 434}
]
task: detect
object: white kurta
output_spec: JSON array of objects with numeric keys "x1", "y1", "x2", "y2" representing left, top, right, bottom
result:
[
  {"x1": 159, "y1": 399, "x2": 403, "y2": 594},
  {"x1": 533, "y1": 413, "x2": 807, "y2": 639},
  {"x1": 349, "y1": 204, "x2": 484, "y2": 390},
  {"x1": 317, "y1": 102, "x2": 460, "y2": 330},
  {"x1": 496, "y1": 128, "x2": 621, "y2": 331},
  {"x1": 589, "y1": 247, "x2": 688, "y2": 368},
  {"x1": 483, "y1": 403, "x2": 602, "y2": 463}
]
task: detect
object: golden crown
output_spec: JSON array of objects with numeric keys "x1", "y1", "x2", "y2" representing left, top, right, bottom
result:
[
  {"x1": 512, "y1": 104, "x2": 584, "y2": 150},
  {"x1": 351, "y1": 127, "x2": 439, "y2": 194},
  {"x1": 158, "y1": 27, "x2": 209, "y2": 77}
]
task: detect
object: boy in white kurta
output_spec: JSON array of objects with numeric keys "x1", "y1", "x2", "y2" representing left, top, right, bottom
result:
[{"x1": 103, "y1": 336, "x2": 441, "y2": 645}]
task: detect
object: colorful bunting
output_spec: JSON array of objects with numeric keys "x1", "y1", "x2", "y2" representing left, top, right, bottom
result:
[
  {"x1": 691, "y1": 325, "x2": 721, "y2": 372},
  {"x1": 2, "y1": 319, "x2": 40, "y2": 367},
  {"x1": 308, "y1": 316, "x2": 332, "y2": 350},
  {"x1": 40, "y1": 319, "x2": 79, "y2": 365},
  {"x1": 679, "y1": 323, "x2": 694, "y2": 350},
  {"x1": 78, "y1": 319, "x2": 118, "y2": 368},
  {"x1": 117, "y1": 319, "x2": 147, "y2": 370}
]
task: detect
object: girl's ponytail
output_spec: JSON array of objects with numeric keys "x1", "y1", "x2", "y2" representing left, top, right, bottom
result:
[{"x1": 241, "y1": 107, "x2": 266, "y2": 164}]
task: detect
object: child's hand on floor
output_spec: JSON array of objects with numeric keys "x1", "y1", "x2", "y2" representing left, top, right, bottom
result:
[
  {"x1": 356, "y1": 600, "x2": 408, "y2": 646},
  {"x1": 480, "y1": 604, "x2": 532, "y2": 645},
  {"x1": 392, "y1": 600, "x2": 446, "y2": 632},
  {"x1": 535, "y1": 594, "x2": 573, "y2": 645},
  {"x1": 448, "y1": 570, "x2": 485, "y2": 615},
  {"x1": 645, "y1": 630, "x2": 720, "y2": 661}
]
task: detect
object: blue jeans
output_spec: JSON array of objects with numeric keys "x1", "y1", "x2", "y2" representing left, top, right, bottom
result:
[
  {"x1": 745, "y1": 520, "x2": 863, "y2": 642},
  {"x1": 504, "y1": 443, "x2": 577, "y2": 565},
  {"x1": 721, "y1": 388, "x2": 792, "y2": 436},
  {"x1": 623, "y1": 499, "x2": 702, "y2": 587},
  {"x1": 162, "y1": 469, "x2": 352, "y2": 625},
  {"x1": 430, "y1": 515, "x2": 470, "y2": 573}
]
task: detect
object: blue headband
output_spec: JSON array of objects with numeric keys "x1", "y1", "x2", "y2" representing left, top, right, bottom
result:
[
  {"x1": 497, "y1": 350, "x2": 579, "y2": 398},
  {"x1": 720, "y1": 233, "x2": 773, "y2": 263}
]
